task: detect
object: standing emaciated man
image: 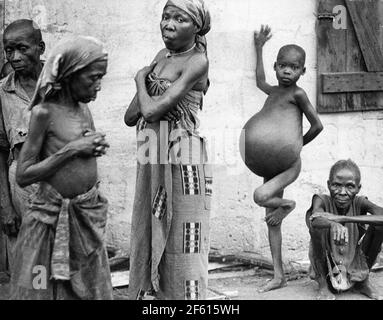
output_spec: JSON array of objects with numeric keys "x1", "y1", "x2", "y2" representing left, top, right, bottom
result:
[{"x1": 0, "y1": 19, "x2": 45, "y2": 273}]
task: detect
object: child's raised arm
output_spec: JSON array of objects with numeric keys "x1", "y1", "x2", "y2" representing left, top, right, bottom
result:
[
  {"x1": 254, "y1": 25, "x2": 273, "y2": 95},
  {"x1": 295, "y1": 88, "x2": 323, "y2": 145}
]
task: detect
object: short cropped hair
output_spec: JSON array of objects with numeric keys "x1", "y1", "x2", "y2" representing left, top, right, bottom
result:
[
  {"x1": 277, "y1": 44, "x2": 306, "y2": 66},
  {"x1": 329, "y1": 159, "x2": 361, "y2": 185},
  {"x1": 4, "y1": 19, "x2": 42, "y2": 44}
]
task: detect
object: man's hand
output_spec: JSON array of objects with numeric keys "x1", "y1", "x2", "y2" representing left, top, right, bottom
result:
[
  {"x1": 254, "y1": 25, "x2": 272, "y2": 48},
  {"x1": 1, "y1": 205, "x2": 20, "y2": 237},
  {"x1": 330, "y1": 222, "x2": 348, "y2": 245}
]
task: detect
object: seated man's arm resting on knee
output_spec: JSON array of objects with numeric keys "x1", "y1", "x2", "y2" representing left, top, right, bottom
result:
[
  {"x1": 342, "y1": 199, "x2": 383, "y2": 225},
  {"x1": 307, "y1": 195, "x2": 334, "y2": 229},
  {"x1": 308, "y1": 196, "x2": 349, "y2": 244},
  {"x1": 362, "y1": 198, "x2": 383, "y2": 217},
  {"x1": 311, "y1": 199, "x2": 383, "y2": 226}
]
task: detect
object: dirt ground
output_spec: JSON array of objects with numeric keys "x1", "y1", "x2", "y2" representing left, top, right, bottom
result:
[
  {"x1": 208, "y1": 268, "x2": 383, "y2": 300},
  {"x1": 2, "y1": 267, "x2": 383, "y2": 300}
]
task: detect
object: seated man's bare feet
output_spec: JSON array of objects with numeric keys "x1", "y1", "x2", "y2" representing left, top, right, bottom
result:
[
  {"x1": 353, "y1": 279, "x2": 383, "y2": 300},
  {"x1": 315, "y1": 278, "x2": 336, "y2": 300},
  {"x1": 308, "y1": 265, "x2": 316, "y2": 280},
  {"x1": 316, "y1": 285, "x2": 336, "y2": 300},
  {"x1": 258, "y1": 277, "x2": 287, "y2": 293},
  {"x1": 265, "y1": 201, "x2": 296, "y2": 226}
]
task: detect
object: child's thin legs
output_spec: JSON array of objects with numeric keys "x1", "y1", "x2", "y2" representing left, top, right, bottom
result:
[
  {"x1": 254, "y1": 158, "x2": 301, "y2": 225},
  {"x1": 255, "y1": 159, "x2": 301, "y2": 292},
  {"x1": 259, "y1": 195, "x2": 287, "y2": 292},
  {"x1": 253, "y1": 157, "x2": 301, "y2": 208},
  {"x1": 269, "y1": 224, "x2": 286, "y2": 279}
]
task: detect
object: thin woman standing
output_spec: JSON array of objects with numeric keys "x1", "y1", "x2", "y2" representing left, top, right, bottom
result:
[
  {"x1": 11, "y1": 36, "x2": 112, "y2": 300},
  {"x1": 125, "y1": 0, "x2": 211, "y2": 300}
]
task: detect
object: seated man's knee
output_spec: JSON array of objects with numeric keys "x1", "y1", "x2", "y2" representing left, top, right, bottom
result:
[
  {"x1": 287, "y1": 200, "x2": 296, "y2": 211},
  {"x1": 253, "y1": 190, "x2": 268, "y2": 206},
  {"x1": 309, "y1": 227, "x2": 327, "y2": 240},
  {"x1": 309, "y1": 230, "x2": 328, "y2": 260},
  {"x1": 372, "y1": 225, "x2": 383, "y2": 233},
  {"x1": 365, "y1": 225, "x2": 383, "y2": 235}
]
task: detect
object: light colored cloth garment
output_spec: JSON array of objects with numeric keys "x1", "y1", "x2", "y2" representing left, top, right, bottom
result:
[
  {"x1": 0, "y1": 71, "x2": 38, "y2": 273},
  {"x1": 0, "y1": 72, "x2": 30, "y2": 157},
  {"x1": 11, "y1": 181, "x2": 113, "y2": 300},
  {"x1": 165, "y1": 0, "x2": 211, "y2": 51},
  {"x1": 8, "y1": 161, "x2": 37, "y2": 221},
  {"x1": 307, "y1": 194, "x2": 370, "y2": 288},
  {"x1": 30, "y1": 35, "x2": 107, "y2": 110},
  {"x1": 6, "y1": 161, "x2": 38, "y2": 272},
  {"x1": 128, "y1": 72, "x2": 212, "y2": 300}
]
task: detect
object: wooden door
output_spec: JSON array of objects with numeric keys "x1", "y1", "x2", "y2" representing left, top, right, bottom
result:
[{"x1": 317, "y1": 0, "x2": 383, "y2": 113}]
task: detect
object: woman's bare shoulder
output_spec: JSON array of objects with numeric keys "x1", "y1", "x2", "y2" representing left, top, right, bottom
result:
[
  {"x1": 190, "y1": 50, "x2": 208, "y2": 66},
  {"x1": 153, "y1": 48, "x2": 168, "y2": 61},
  {"x1": 184, "y1": 51, "x2": 209, "y2": 77}
]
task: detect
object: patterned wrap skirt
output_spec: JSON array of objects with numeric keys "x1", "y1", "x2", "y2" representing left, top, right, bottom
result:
[{"x1": 128, "y1": 72, "x2": 212, "y2": 300}]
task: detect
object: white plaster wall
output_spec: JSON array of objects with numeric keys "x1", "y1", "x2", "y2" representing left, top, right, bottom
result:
[{"x1": 5, "y1": 0, "x2": 383, "y2": 261}]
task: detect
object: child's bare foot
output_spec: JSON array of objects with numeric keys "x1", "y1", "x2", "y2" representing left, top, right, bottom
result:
[
  {"x1": 308, "y1": 265, "x2": 316, "y2": 280},
  {"x1": 353, "y1": 279, "x2": 383, "y2": 300},
  {"x1": 281, "y1": 199, "x2": 296, "y2": 211},
  {"x1": 265, "y1": 201, "x2": 296, "y2": 225},
  {"x1": 258, "y1": 277, "x2": 287, "y2": 293},
  {"x1": 316, "y1": 286, "x2": 336, "y2": 300}
]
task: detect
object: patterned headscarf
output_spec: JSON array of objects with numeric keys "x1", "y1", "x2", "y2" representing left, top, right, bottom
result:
[
  {"x1": 164, "y1": 0, "x2": 211, "y2": 51},
  {"x1": 29, "y1": 35, "x2": 108, "y2": 109}
]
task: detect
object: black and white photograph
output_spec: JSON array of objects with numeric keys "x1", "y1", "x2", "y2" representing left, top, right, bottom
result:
[{"x1": 0, "y1": 0, "x2": 382, "y2": 310}]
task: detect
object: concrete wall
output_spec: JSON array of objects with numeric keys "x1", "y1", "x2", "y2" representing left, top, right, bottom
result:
[{"x1": 5, "y1": 0, "x2": 383, "y2": 262}]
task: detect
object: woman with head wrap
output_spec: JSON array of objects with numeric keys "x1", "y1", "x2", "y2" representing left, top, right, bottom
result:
[
  {"x1": 125, "y1": 0, "x2": 212, "y2": 300},
  {"x1": 11, "y1": 36, "x2": 113, "y2": 299}
]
